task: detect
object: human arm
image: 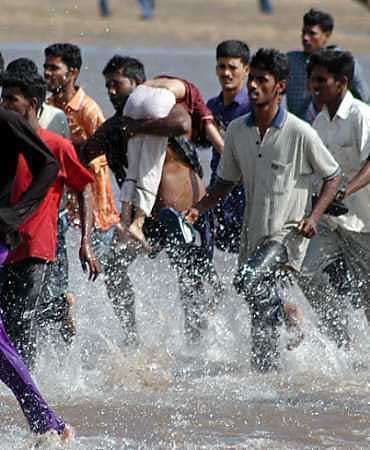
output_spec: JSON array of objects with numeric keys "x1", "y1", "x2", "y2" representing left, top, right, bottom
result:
[
  {"x1": 204, "y1": 121, "x2": 224, "y2": 154},
  {"x1": 344, "y1": 159, "x2": 370, "y2": 197},
  {"x1": 144, "y1": 78, "x2": 186, "y2": 99},
  {"x1": 78, "y1": 184, "x2": 101, "y2": 281},
  {"x1": 185, "y1": 178, "x2": 235, "y2": 223},
  {"x1": 123, "y1": 104, "x2": 191, "y2": 138},
  {"x1": 298, "y1": 174, "x2": 341, "y2": 238}
]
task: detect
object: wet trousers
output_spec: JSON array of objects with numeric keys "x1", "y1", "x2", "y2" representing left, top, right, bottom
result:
[
  {"x1": 0, "y1": 315, "x2": 65, "y2": 434},
  {"x1": 100, "y1": 214, "x2": 222, "y2": 344}
]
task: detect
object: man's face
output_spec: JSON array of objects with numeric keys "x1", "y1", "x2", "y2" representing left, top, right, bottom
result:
[
  {"x1": 247, "y1": 67, "x2": 284, "y2": 107},
  {"x1": 309, "y1": 65, "x2": 343, "y2": 106},
  {"x1": 216, "y1": 57, "x2": 249, "y2": 93},
  {"x1": 1, "y1": 86, "x2": 33, "y2": 118},
  {"x1": 43, "y1": 55, "x2": 72, "y2": 94},
  {"x1": 104, "y1": 71, "x2": 137, "y2": 112},
  {"x1": 301, "y1": 25, "x2": 330, "y2": 54}
]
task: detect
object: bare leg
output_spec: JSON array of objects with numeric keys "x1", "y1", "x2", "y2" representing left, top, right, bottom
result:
[{"x1": 283, "y1": 303, "x2": 305, "y2": 350}]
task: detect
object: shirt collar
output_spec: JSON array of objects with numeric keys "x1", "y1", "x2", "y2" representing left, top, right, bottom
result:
[
  {"x1": 217, "y1": 86, "x2": 249, "y2": 106},
  {"x1": 245, "y1": 105, "x2": 286, "y2": 128},
  {"x1": 321, "y1": 91, "x2": 353, "y2": 121},
  {"x1": 66, "y1": 87, "x2": 86, "y2": 111}
]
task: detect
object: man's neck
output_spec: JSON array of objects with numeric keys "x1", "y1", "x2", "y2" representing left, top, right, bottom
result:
[
  {"x1": 27, "y1": 113, "x2": 40, "y2": 132},
  {"x1": 52, "y1": 83, "x2": 78, "y2": 109},
  {"x1": 326, "y1": 90, "x2": 347, "y2": 120},
  {"x1": 254, "y1": 102, "x2": 280, "y2": 137},
  {"x1": 222, "y1": 86, "x2": 243, "y2": 106}
]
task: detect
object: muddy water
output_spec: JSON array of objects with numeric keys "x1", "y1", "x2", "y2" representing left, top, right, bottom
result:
[{"x1": 0, "y1": 45, "x2": 370, "y2": 450}]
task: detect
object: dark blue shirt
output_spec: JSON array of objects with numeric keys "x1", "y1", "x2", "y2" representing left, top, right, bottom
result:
[
  {"x1": 207, "y1": 87, "x2": 250, "y2": 253},
  {"x1": 207, "y1": 87, "x2": 251, "y2": 174}
]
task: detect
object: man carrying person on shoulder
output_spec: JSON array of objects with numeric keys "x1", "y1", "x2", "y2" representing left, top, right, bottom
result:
[{"x1": 82, "y1": 55, "x2": 223, "y2": 345}]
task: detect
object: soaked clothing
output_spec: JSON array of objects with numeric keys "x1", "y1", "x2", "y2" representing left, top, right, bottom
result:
[
  {"x1": 0, "y1": 110, "x2": 64, "y2": 434},
  {"x1": 2, "y1": 128, "x2": 94, "y2": 366},
  {"x1": 207, "y1": 87, "x2": 251, "y2": 253},
  {"x1": 0, "y1": 316, "x2": 65, "y2": 434}
]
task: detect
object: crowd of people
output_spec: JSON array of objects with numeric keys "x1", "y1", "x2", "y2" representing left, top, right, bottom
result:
[{"x1": 0, "y1": 7, "x2": 369, "y2": 443}]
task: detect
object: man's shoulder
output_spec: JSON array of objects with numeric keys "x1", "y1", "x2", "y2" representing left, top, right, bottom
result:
[
  {"x1": 348, "y1": 96, "x2": 370, "y2": 118},
  {"x1": 38, "y1": 127, "x2": 73, "y2": 153},
  {"x1": 207, "y1": 95, "x2": 220, "y2": 111},
  {"x1": 285, "y1": 111, "x2": 318, "y2": 138}
]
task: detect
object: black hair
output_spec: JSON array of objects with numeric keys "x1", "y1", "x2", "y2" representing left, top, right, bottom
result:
[
  {"x1": 44, "y1": 43, "x2": 82, "y2": 71},
  {"x1": 303, "y1": 9, "x2": 334, "y2": 33},
  {"x1": 307, "y1": 49, "x2": 355, "y2": 85},
  {"x1": 102, "y1": 55, "x2": 146, "y2": 84},
  {"x1": 0, "y1": 52, "x2": 4, "y2": 74},
  {"x1": 250, "y1": 48, "x2": 289, "y2": 82},
  {"x1": 1, "y1": 68, "x2": 47, "y2": 109},
  {"x1": 216, "y1": 40, "x2": 250, "y2": 65},
  {"x1": 6, "y1": 57, "x2": 38, "y2": 75}
]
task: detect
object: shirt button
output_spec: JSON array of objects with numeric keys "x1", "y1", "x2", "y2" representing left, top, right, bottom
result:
[
  {"x1": 256, "y1": 141, "x2": 260, "y2": 145},
  {"x1": 258, "y1": 154, "x2": 262, "y2": 158}
]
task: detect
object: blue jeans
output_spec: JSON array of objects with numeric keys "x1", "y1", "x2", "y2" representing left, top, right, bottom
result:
[
  {"x1": 138, "y1": 0, "x2": 155, "y2": 19},
  {"x1": 98, "y1": 0, "x2": 111, "y2": 16},
  {"x1": 259, "y1": 0, "x2": 273, "y2": 13}
]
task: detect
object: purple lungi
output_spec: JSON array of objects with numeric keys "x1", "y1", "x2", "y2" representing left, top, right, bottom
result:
[{"x1": 0, "y1": 316, "x2": 65, "y2": 434}]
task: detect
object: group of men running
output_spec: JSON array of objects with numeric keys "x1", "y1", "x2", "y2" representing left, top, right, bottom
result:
[{"x1": 0, "y1": 6, "x2": 369, "y2": 443}]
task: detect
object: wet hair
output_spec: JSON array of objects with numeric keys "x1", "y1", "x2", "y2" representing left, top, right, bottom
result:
[
  {"x1": 0, "y1": 52, "x2": 4, "y2": 74},
  {"x1": 1, "y1": 68, "x2": 47, "y2": 109},
  {"x1": 303, "y1": 9, "x2": 334, "y2": 34},
  {"x1": 216, "y1": 40, "x2": 250, "y2": 65},
  {"x1": 44, "y1": 43, "x2": 82, "y2": 71},
  {"x1": 250, "y1": 48, "x2": 289, "y2": 82},
  {"x1": 6, "y1": 57, "x2": 38, "y2": 75},
  {"x1": 307, "y1": 49, "x2": 355, "y2": 85},
  {"x1": 102, "y1": 55, "x2": 146, "y2": 84}
]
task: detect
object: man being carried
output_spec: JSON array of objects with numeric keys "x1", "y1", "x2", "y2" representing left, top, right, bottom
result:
[
  {"x1": 120, "y1": 75, "x2": 224, "y2": 250},
  {"x1": 185, "y1": 49, "x2": 341, "y2": 371}
]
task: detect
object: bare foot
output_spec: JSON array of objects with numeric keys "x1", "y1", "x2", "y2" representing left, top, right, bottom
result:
[
  {"x1": 126, "y1": 222, "x2": 152, "y2": 253},
  {"x1": 34, "y1": 424, "x2": 75, "y2": 448},
  {"x1": 283, "y1": 303, "x2": 305, "y2": 350}
]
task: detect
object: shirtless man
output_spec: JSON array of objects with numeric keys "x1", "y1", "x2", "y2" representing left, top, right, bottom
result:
[{"x1": 82, "y1": 55, "x2": 223, "y2": 344}]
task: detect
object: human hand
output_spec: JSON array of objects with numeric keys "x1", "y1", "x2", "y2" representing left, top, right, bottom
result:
[
  {"x1": 79, "y1": 240, "x2": 101, "y2": 281},
  {"x1": 184, "y1": 207, "x2": 200, "y2": 224},
  {"x1": 297, "y1": 216, "x2": 317, "y2": 239}
]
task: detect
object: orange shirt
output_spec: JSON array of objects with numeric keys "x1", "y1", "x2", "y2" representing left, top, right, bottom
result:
[{"x1": 49, "y1": 87, "x2": 119, "y2": 230}]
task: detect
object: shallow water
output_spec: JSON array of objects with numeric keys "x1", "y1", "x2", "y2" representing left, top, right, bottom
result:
[{"x1": 0, "y1": 45, "x2": 370, "y2": 450}]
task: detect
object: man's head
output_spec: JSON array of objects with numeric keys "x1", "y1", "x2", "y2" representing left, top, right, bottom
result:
[
  {"x1": 248, "y1": 48, "x2": 289, "y2": 107},
  {"x1": 215, "y1": 40, "x2": 250, "y2": 94},
  {"x1": 307, "y1": 49, "x2": 354, "y2": 107},
  {"x1": 1, "y1": 67, "x2": 47, "y2": 119},
  {"x1": 102, "y1": 55, "x2": 146, "y2": 112},
  {"x1": 6, "y1": 57, "x2": 38, "y2": 75},
  {"x1": 302, "y1": 9, "x2": 334, "y2": 54},
  {"x1": 44, "y1": 43, "x2": 82, "y2": 94}
]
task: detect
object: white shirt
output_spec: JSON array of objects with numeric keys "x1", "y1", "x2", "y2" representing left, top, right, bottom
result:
[
  {"x1": 38, "y1": 103, "x2": 70, "y2": 139},
  {"x1": 313, "y1": 91, "x2": 370, "y2": 233}
]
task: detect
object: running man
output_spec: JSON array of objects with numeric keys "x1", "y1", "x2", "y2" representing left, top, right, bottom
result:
[
  {"x1": 185, "y1": 49, "x2": 341, "y2": 371},
  {"x1": 304, "y1": 49, "x2": 370, "y2": 339},
  {"x1": 0, "y1": 107, "x2": 72, "y2": 442}
]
